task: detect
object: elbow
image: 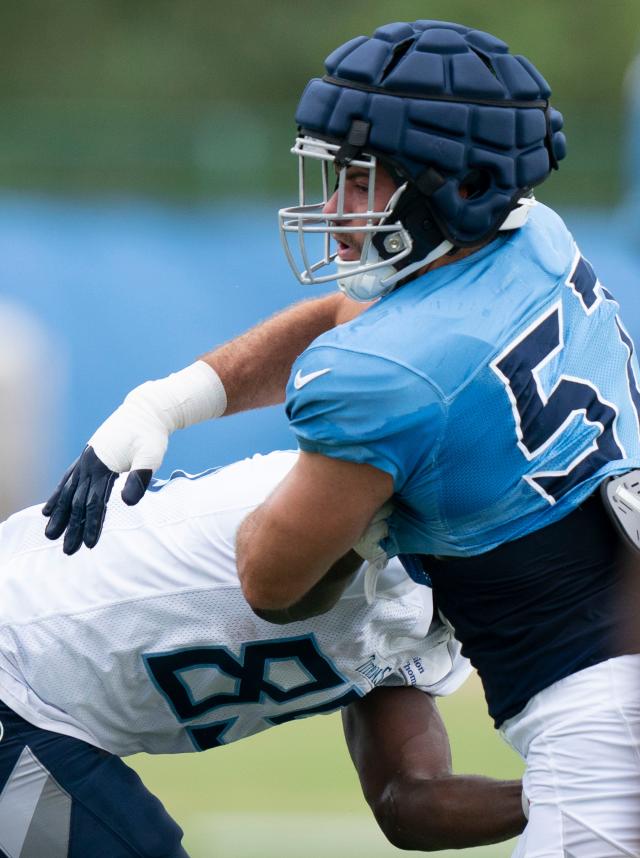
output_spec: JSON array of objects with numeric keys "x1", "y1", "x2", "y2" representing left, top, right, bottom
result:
[
  {"x1": 236, "y1": 511, "x2": 296, "y2": 614},
  {"x1": 236, "y1": 517, "x2": 321, "y2": 616},
  {"x1": 370, "y1": 777, "x2": 445, "y2": 852},
  {"x1": 371, "y1": 780, "x2": 414, "y2": 851},
  {"x1": 240, "y1": 577, "x2": 296, "y2": 615},
  {"x1": 238, "y1": 556, "x2": 298, "y2": 615},
  {"x1": 250, "y1": 606, "x2": 299, "y2": 625}
]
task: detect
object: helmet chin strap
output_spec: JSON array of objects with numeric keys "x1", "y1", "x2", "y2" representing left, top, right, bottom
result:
[
  {"x1": 336, "y1": 254, "x2": 398, "y2": 302},
  {"x1": 336, "y1": 238, "x2": 452, "y2": 302},
  {"x1": 336, "y1": 196, "x2": 537, "y2": 303}
]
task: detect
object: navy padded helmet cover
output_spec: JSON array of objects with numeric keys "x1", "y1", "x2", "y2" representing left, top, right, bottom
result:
[{"x1": 295, "y1": 20, "x2": 566, "y2": 244}]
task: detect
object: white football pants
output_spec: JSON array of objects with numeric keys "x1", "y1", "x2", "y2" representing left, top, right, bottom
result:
[{"x1": 501, "y1": 655, "x2": 640, "y2": 858}]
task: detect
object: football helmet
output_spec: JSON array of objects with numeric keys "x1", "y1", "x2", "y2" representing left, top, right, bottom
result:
[{"x1": 279, "y1": 20, "x2": 566, "y2": 301}]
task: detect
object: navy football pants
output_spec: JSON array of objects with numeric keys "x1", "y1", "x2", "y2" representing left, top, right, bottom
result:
[{"x1": 0, "y1": 701, "x2": 189, "y2": 858}]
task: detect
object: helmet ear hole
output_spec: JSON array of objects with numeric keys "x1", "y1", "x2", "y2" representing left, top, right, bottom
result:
[{"x1": 459, "y1": 169, "x2": 492, "y2": 200}]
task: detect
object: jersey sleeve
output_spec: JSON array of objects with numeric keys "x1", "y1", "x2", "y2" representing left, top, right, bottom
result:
[{"x1": 286, "y1": 344, "x2": 445, "y2": 490}]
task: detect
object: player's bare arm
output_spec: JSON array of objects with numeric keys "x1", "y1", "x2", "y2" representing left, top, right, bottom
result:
[
  {"x1": 203, "y1": 292, "x2": 366, "y2": 413},
  {"x1": 251, "y1": 549, "x2": 363, "y2": 624},
  {"x1": 344, "y1": 686, "x2": 525, "y2": 851},
  {"x1": 237, "y1": 451, "x2": 393, "y2": 612},
  {"x1": 43, "y1": 292, "x2": 367, "y2": 555}
]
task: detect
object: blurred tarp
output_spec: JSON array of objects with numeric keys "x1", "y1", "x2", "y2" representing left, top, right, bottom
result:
[{"x1": 0, "y1": 0, "x2": 637, "y2": 204}]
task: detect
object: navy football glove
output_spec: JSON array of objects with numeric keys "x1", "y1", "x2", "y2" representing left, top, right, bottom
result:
[{"x1": 42, "y1": 447, "x2": 152, "y2": 555}]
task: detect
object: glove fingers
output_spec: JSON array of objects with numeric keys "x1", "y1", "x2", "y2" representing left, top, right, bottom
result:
[
  {"x1": 44, "y1": 467, "x2": 80, "y2": 540},
  {"x1": 83, "y1": 471, "x2": 117, "y2": 549},
  {"x1": 42, "y1": 458, "x2": 80, "y2": 518},
  {"x1": 62, "y1": 477, "x2": 91, "y2": 556},
  {"x1": 121, "y1": 469, "x2": 153, "y2": 506}
]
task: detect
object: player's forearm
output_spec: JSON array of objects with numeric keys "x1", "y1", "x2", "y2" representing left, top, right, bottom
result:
[
  {"x1": 237, "y1": 453, "x2": 392, "y2": 612},
  {"x1": 201, "y1": 293, "x2": 354, "y2": 414},
  {"x1": 374, "y1": 774, "x2": 524, "y2": 851},
  {"x1": 344, "y1": 688, "x2": 524, "y2": 852}
]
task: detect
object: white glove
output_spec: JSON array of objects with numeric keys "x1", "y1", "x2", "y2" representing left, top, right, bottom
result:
[
  {"x1": 354, "y1": 501, "x2": 393, "y2": 604},
  {"x1": 90, "y1": 360, "x2": 227, "y2": 473}
]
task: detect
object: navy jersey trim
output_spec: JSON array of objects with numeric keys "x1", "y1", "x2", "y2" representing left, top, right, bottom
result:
[{"x1": 420, "y1": 491, "x2": 633, "y2": 726}]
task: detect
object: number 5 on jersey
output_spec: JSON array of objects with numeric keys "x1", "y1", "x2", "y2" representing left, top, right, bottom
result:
[{"x1": 491, "y1": 251, "x2": 639, "y2": 504}]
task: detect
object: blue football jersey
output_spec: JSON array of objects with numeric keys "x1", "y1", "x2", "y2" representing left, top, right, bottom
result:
[{"x1": 286, "y1": 203, "x2": 640, "y2": 558}]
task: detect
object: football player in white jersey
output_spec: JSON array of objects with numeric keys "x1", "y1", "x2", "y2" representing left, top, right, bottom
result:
[{"x1": 1, "y1": 450, "x2": 525, "y2": 856}]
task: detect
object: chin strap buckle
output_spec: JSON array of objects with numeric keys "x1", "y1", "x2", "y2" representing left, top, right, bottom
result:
[{"x1": 600, "y1": 470, "x2": 640, "y2": 553}]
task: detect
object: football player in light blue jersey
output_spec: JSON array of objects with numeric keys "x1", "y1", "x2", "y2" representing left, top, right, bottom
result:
[{"x1": 44, "y1": 21, "x2": 640, "y2": 857}]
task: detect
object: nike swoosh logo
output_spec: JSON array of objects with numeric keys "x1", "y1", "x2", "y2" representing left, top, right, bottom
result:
[{"x1": 294, "y1": 368, "x2": 332, "y2": 389}]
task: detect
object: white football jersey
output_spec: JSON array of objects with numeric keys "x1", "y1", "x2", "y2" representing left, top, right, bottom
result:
[{"x1": 0, "y1": 451, "x2": 470, "y2": 756}]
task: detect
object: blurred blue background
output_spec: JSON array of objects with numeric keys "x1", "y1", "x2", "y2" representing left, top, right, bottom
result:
[
  {"x1": 0, "y1": 195, "x2": 314, "y2": 489},
  {"x1": 3, "y1": 190, "x2": 639, "y2": 503}
]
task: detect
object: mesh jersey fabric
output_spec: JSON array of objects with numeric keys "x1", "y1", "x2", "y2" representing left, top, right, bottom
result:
[{"x1": 0, "y1": 451, "x2": 469, "y2": 756}]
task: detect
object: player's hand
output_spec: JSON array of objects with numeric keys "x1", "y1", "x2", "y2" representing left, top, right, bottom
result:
[
  {"x1": 42, "y1": 394, "x2": 169, "y2": 554},
  {"x1": 42, "y1": 446, "x2": 153, "y2": 555},
  {"x1": 43, "y1": 361, "x2": 227, "y2": 555}
]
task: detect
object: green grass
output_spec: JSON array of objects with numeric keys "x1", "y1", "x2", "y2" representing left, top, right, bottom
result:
[{"x1": 129, "y1": 672, "x2": 524, "y2": 857}]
